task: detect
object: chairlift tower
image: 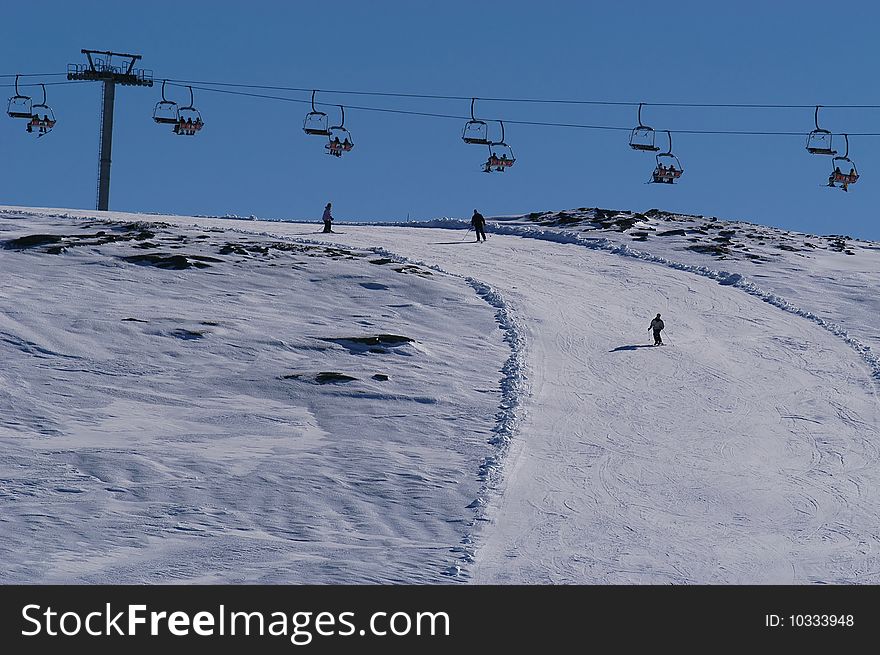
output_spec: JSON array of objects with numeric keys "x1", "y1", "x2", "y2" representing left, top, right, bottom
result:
[{"x1": 67, "y1": 50, "x2": 153, "y2": 211}]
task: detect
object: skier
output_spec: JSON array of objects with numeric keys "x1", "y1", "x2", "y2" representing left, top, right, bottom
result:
[
  {"x1": 322, "y1": 202, "x2": 333, "y2": 233},
  {"x1": 649, "y1": 313, "x2": 665, "y2": 346},
  {"x1": 471, "y1": 209, "x2": 487, "y2": 242}
]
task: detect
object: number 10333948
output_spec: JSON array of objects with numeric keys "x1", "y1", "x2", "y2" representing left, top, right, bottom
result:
[{"x1": 765, "y1": 614, "x2": 854, "y2": 627}]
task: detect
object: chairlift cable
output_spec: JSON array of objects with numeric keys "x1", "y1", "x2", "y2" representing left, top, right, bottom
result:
[
  {"x1": 156, "y1": 77, "x2": 880, "y2": 109},
  {"x1": 162, "y1": 83, "x2": 880, "y2": 136},
  {"x1": 4, "y1": 71, "x2": 880, "y2": 109}
]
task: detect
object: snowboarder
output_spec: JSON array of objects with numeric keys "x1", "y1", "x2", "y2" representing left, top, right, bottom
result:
[
  {"x1": 471, "y1": 209, "x2": 487, "y2": 242},
  {"x1": 649, "y1": 313, "x2": 665, "y2": 345},
  {"x1": 322, "y1": 202, "x2": 333, "y2": 233}
]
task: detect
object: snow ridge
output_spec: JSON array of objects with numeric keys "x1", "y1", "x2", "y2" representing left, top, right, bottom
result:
[
  {"x1": 462, "y1": 277, "x2": 527, "y2": 533},
  {"x1": 379, "y1": 218, "x2": 880, "y2": 384},
  {"x1": 349, "y1": 246, "x2": 529, "y2": 577}
]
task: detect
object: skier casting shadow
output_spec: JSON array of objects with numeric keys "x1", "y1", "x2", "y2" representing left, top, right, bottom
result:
[
  {"x1": 471, "y1": 209, "x2": 487, "y2": 242},
  {"x1": 649, "y1": 313, "x2": 665, "y2": 346}
]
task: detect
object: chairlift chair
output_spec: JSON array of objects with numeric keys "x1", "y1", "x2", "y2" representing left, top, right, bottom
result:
[
  {"x1": 462, "y1": 98, "x2": 490, "y2": 145},
  {"x1": 173, "y1": 86, "x2": 204, "y2": 136},
  {"x1": 303, "y1": 90, "x2": 331, "y2": 136},
  {"x1": 325, "y1": 106, "x2": 354, "y2": 157},
  {"x1": 806, "y1": 105, "x2": 836, "y2": 155},
  {"x1": 650, "y1": 131, "x2": 683, "y2": 184},
  {"x1": 27, "y1": 84, "x2": 56, "y2": 136},
  {"x1": 153, "y1": 80, "x2": 179, "y2": 125},
  {"x1": 483, "y1": 122, "x2": 515, "y2": 172},
  {"x1": 827, "y1": 134, "x2": 859, "y2": 191},
  {"x1": 7, "y1": 74, "x2": 32, "y2": 119},
  {"x1": 629, "y1": 103, "x2": 660, "y2": 152}
]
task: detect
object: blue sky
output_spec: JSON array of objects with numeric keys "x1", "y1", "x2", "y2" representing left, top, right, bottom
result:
[{"x1": 2, "y1": 1, "x2": 879, "y2": 239}]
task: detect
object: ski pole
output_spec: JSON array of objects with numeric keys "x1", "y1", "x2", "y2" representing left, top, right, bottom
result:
[{"x1": 462, "y1": 226, "x2": 473, "y2": 241}]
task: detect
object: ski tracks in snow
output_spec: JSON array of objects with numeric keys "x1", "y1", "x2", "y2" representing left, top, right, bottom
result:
[{"x1": 352, "y1": 222, "x2": 880, "y2": 584}]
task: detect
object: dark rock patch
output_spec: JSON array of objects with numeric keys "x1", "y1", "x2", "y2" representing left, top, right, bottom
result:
[
  {"x1": 314, "y1": 247, "x2": 363, "y2": 259},
  {"x1": 220, "y1": 242, "x2": 270, "y2": 256},
  {"x1": 123, "y1": 254, "x2": 207, "y2": 269},
  {"x1": 393, "y1": 265, "x2": 432, "y2": 276},
  {"x1": 687, "y1": 244, "x2": 730, "y2": 257},
  {"x1": 324, "y1": 334, "x2": 414, "y2": 356},
  {"x1": 329, "y1": 334, "x2": 413, "y2": 347},
  {"x1": 219, "y1": 244, "x2": 249, "y2": 256},
  {"x1": 3, "y1": 234, "x2": 65, "y2": 250},
  {"x1": 610, "y1": 216, "x2": 638, "y2": 231},
  {"x1": 315, "y1": 372, "x2": 357, "y2": 384},
  {"x1": 168, "y1": 329, "x2": 205, "y2": 340}
]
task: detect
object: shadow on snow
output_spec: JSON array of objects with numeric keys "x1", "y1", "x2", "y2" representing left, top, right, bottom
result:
[{"x1": 609, "y1": 344, "x2": 657, "y2": 352}]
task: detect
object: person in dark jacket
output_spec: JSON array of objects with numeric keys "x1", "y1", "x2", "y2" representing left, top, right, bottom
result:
[
  {"x1": 322, "y1": 203, "x2": 333, "y2": 233},
  {"x1": 471, "y1": 209, "x2": 487, "y2": 242},
  {"x1": 649, "y1": 313, "x2": 665, "y2": 345}
]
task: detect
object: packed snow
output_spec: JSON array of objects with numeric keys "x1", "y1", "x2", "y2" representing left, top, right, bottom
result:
[{"x1": 2, "y1": 204, "x2": 879, "y2": 584}]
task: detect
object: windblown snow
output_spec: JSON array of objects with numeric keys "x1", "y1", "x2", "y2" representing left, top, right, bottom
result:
[{"x1": 2, "y1": 204, "x2": 879, "y2": 584}]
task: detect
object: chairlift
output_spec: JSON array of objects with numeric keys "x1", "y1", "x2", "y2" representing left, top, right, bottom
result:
[
  {"x1": 172, "y1": 86, "x2": 204, "y2": 136},
  {"x1": 482, "y1": 121, "x2": 515, "y2": 173},
  {"x1": 806, "y1": 105, "x2": 836, "y2": 155},
  {"x1": 153, "y1": 80, "x2": 179, "y2": 125},
  {"x1": 7, "y1": 74, "x2": 32, "y2": 119},
  {"x1": 650, "y1": 131, "x2": 683, "y2": 184},
  {"x1": 26, "y1": 84, "x2": 56, "y2": 136},
  {"x1": 303, "y1": 90, "x2": 331, "y2": 136},
  {"x1": 325, "y1": 106, "x2": 354, "y2": 157},
  {"x1": 462, "y1": 98, "x2": 490, "y2": 145},
  {"x1": 827, "y1": 133, "x2": 859, "y2": 192},
  {"x1": 629, "y1": 103, "x2": 659, "y2": 152}
]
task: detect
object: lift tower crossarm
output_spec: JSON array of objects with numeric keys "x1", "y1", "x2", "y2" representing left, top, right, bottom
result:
[{"x1": 69, "y1": 50, "x2": 152, "y2": 86}]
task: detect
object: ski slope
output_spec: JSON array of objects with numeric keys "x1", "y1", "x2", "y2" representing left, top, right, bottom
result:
[
  {"x1": 2, "y1": 205, "x2": 879, "y2": 584},
  {"x1": 0, "y1": 211, "x2": 508, "y2": 583}
]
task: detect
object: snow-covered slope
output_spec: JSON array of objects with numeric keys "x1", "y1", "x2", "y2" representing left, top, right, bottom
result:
[
  {"x1": 2, "y1": 205, "x2": 879, "y2": 584},
  {"x1": 0, "y1": 212, "x2": 508, "y2": 583}
]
